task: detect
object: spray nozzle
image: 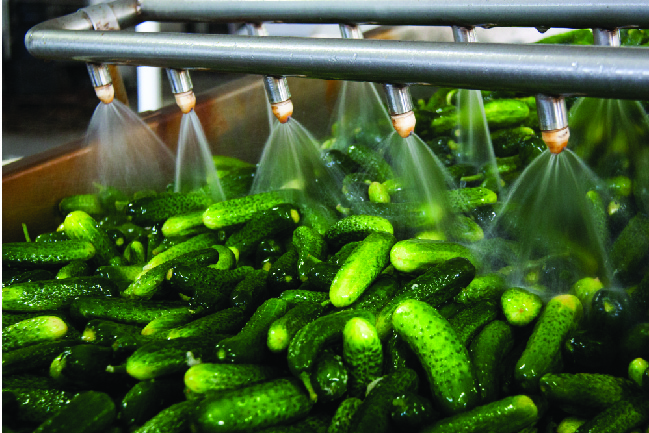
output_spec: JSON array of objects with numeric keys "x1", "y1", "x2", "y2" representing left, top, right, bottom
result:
[
  {"x1": 264, "y1": 76, "x2": 293, "y2": 123},
  {"x1": 87, "y1": 63, "x2": 114, "y2": 104},
  {"x1": 536, "y1": 94, "x2": 570, "y2": 154},
  {"x1": 167, "y1": 69, "x2": 196, "y2": 114},
  {"x1": 384, "y1": 84, "x2": 416, "y2": 138}
]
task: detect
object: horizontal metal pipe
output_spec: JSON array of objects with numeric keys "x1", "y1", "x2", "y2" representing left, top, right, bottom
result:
[
  {"x1": 28, "y1": 0, "x2": 139, "y2": 32},
  {"x1": 138, "y1": 0, "x2": 649, "y2": 28},
  {"x1": 25, "y1": 31, "x2": 649, "y2": 100}
]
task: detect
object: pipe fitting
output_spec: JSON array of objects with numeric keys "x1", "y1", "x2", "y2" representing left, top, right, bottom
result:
[
  {"x1": 166, "y1": 69, "x2": 193, "y2": 94},
  {"x1": 87, "y1": 63, "x2": 114, "y2": 103},
  {"x1": 452, "y1": 26, "x2": 477, "y2": 43},
  {"x1": 536, "y1": 94, "x2": 569, "y2": 154},
  {"x1": 383, "y1": 83, "x2": 415, "y2": 137},
  {"x1": 271, "y1": 100, "x2": 294, "y2": 124},
  {"x1": 340, "y1": 24, "x2": 363, "y2": 39},
  {"x1": 174, "y1": 90, "x2": 196, "y2": 114},
  {"x1": 593, "y1": 28, "x2": 621, "y2": 47}
]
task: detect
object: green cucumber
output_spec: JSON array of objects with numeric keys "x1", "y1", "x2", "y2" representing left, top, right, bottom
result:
[
  {"x1": 2, "y1": 269, "x2": 56, "y2": 288},
  {"x1": 557, "y1": 417, "x2": 587, "y2": 433},
  {"x1": 167, "y1": 306, "x2": 249, "y2": 340},
  {"x1": 35, "y1": 231, "x2": 70, "y2": 243},
  {"x1": 226, "y1": 204, "x2": 300, "y2": 259},
  {"x1": 126, "y1": 192, "x2": 212, "y2": 225},
  {"x1": 210, "y1": 244, "x2": 237, "y2": 270},
  {"x1": 348, "y1": 273, "x2": 400, "y2": 316},
  {"x1": 59, "y1": 194, "x2": 104, "y2": 217},
  {"x1": 96, "y1": 265, "x2": 142, "y2": 286},
  {"x1": 267, "y1": 247, "x2": 301, "y2": 295},
  {"x1": 375, "y1": 257, "x2": 476, "y2": 339},
  {"x1": 346, "y1": 143, "x2": 394, "y2": 182},
  {"x1": 32, "y1": 391, "x2": 116, "y2": 433},
  {"x1": 2, "y1": 341, "x2": 77, "y2": 376},
  {"x1": 629, "y1": 358, "x2": 649, "y2": 387},
  {"x1": 3, "y1": 277, "x2": 117, "y2": 312},
  {"x1": 2, "y1": 387, "x2": 79, "y2": 425},
  {"x1": 218, "y1": 166, "x2": 257, "y2": 200},
  {"x1": 132, "y1": 400, "x2": 194, "y2": 433},
  {"x1": 63, "y1": 211, "x2": 121, "y2": 266},
  {"x1": 342, "y1": 316, "x2": 383, "y2": 398},
  {"x1": 70, "y1": 297, "x2": 188, "y2": 325},
  {"x1": 215, "y1": 298, "x2": 287, "y2": 363},
  {"x1": 141, "y1": 309, "x2": 194, "y2": 336},
  {"x1": 330, "y1": 231, "x2": 396, "y2": 308},
  {"x1": 391, "y1": 391, "x2": 439, "y2": 430},
  {"x1": 447, "y1": 187, "x2": 498, "y2": 213},
  {"x1": 287, "y1": 309, "x2": 375, "y2": 402},
  {"x1": 610, "y1": 213, "x2": 649, "y2": 283},
  {"x1": 161, "y1": 210, "x2": 208, "y2": 238},
  {"x1": 3, "y1": 241, "x2": 96, "y2": 266},
  {"x1": 119, "y1": 377, "x2": 184, "y2": 428},
  {"x1": 328, "y1": 242, "x2": 360, "y2": 267},
  {"x1": 392, "y1": 299, "x2": 479, "y2": 415},
  {"x1": 328, "y1": 397, "x2": 363, "y2": 433},
  {"x1": 390, "y1": 239, "x2": 479, "y2": 273},
  {"x1": 469, "y1": 320, "x2": 515, "y2": 403},
  {"x1": 49, "y1": 344, "x2": 114, "y2": 388},
  {"x1": 293, "y1": 226, "x2": 328, "y2": 280},
  {"x1": 123, "y1": 239, "x2": 146, "y2": 266},
  {"x1": 184, "y1": 363, "x2": 280, "y2": 394},
  {"x1": 56, "y1": 260, "x2": 91, "y2": 279},
  {"x1": 490, "y1": 126, "x2": 537, "y2": 157},
  {"x1": 368, "y1": 181, "x2": 390, "y2": 203},
  {"x1": 189, "y1": 266, "x2": 254, "y2": 312},
  {"x1": 347, "y1": 368, "x2": 419, "y2": 433},
  {"x1": 573, "y1": 395, "x2": 649, "y2": 433},
  {"x1": 448, "y1": 300, "x2": 499, "y2": 347},
  {"x1": 278, "y1": 290, "x2": 330, "y2": 307},
  {"x1": 267, "y1": 301, "x2": 328, "y2": 353},
  {"x1": 229, "y1": 269, "x2": 269, "y2": 313},
  {"x1": 82, "y1": 319, "x2": 142, "y2": 346},
  {"x1": 311, "y1": 350, "x2": 348, "y2": 403},
  {"x1": 2, "y1": 316, "x2": 68, "y2": 351},
  {"x1": 324, "y1": 215, "x2": 394, "y2": 248},
  {"x1": 167, "y1": 264, "x2": 252, "y2": 296},
  {"x1": 421, "y1": 395, "x2": 541, "y2": 433},
  {"x1": 501, "y1": 287, "x2": 544, "y2": 327},
  {"x1": 142, "y1": 233, "x2": 221, "y2": 273},
  {"x1": 192, "y1": 377, "x2": 313, "y2": 433},
  {"x1": 515, "y1": 294, "x2": 583, "y2": 392},
  {"x1": 305, "y1": 261, "x2": 340, "y2": 291},
  {"x1": 454, "y1": 273, "x2": 507, "y2": 305},
  {"x1": 202, "y1": 190, "x2": 294, "y2": 230},
  {"x1": 126, "y1": 336, "x2": 225, "y2": 380}
]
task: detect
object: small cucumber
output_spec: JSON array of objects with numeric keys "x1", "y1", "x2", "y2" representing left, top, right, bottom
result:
[
  {"x1": 132, "y1": 400, "x2": 194, "y2": 433},
  {"x1": 293, "y1": 226, "x2": 328, "y2": 280},
  {"x1": 2, "y1": 241, "x2": 96, "y2": 266},
  {"x1": 501, "y1": 287, "x2": 544, "y2": 327},
  {"x1": 267, "y1": 301, "x2": 328, "y2": 353},
  {"x1": 447, "y1": 187, "x2": 498, "y2": 213},
  {"x1": 141, "y1": 309, "x2": 195, "y2": 336},
  {"x1": 215, "y1": 298, "x2": 288, "y2": 363},
  {"x1": 167, "y1": 264, "x2": 251, "y2": 297},
  {"x1": 59, "y1": 194, "x2": 104, "y2": 216},
  {"x1": 346, "y1": 143, "x2": 394, "y2": 182},
  {"x1": 610, "y1": 213, "x2": 649, "y2": 283},
  {"x1": 119, "y1": 377, "x2": 185, "y2": 428},
  {"x1": 2, "y1": 341, "x2": 76, "y2": 376},
  {"x1": 469, "y1": 320, "x2": 515, "y2": 403},
  {"x1": 2, "y1": 316, "x2": 68, "y2": 351},
  {"x1": 32, "y1": 391, "x2": 116, "y2": 433},
  {"x1": 192, "y1": 377, "x2": 313, "y2": 433},
  {"x1": 342, "y1": 316, "x2": 383, "y2": 398},
  {"x1": 515, "y1": 294, "x2": 583, "y2": 392},
  {"x1": 324, "y1": 215, "x2": 394, "y2": 248},
  {"x1": 2, "y1": 387, "x2": 80, "y2": 425},
  {"x1": 348, "y1": 273, "x2": 399, "y2": 316},
  {"x1": 311, "y1": 351, "x2": 348, "y2": 403},
  {"x1": 142, "y1": 232, "x2": 221, "y2": 273},
  {"x1": 392, "y1": 299, "x2": 479, "y2": 415},
  {"x1": 267, "y1": 247, "x2": 301, "y2": 295},
  {"x1": 329, "y1": 231, "x2": 396, "y2": 308},
  {"x1": 49, "y1": 344, "x2": 114, "y2": 388},
  {"x1": 421, "y1": 395, "x2": 541, "y2": 433},
  {"x1": 390, "y1": 239, "x2": 479, "y2": 273},
  {"x1": 166, "y1": 306, "x2": 249, "y2": 340},
  {"x1": 63, "y1": 211, "x2": 121, "y2": 266},
  {"x1": 82, "y1": 319, "x2": 142, "y2": 346},
  {"x1": 184, "y1": 363, "x2": 280, "y2": 394},
  {"x1": 573, "y1": 395, "x2": 649, "y2": 433},
  {"x1": 391, "y1": 392, "x2": 439, "y2": 430},
  {"x1": 202, "y1": 190, "x2": 294, "y2": 230},
  {"x1": 278, "y1": 289, "x2": 330, "y2": 307},
  {"x1": 454, "y1": 273, "x2": 507, "y2": 305},
  {"x1": 56, "y1": 260, "x2": 91, "y2": 279},
  {"x1": 3, "y1": 277, "x2": 117, "y2": 312},
  {"x1": 126, "y1": 192, "x2": 212, "y2": 225},
  {"x1": 629, "y1": 358, "x2": 649, "y2": 387},
  {"x1": 368, "y1": 181, "x2": 390, "y2": 203},
  {"x1": 328, "y1": 397, "x2": 363, "y2": 433},
  {"x1": 2, "y1": 269, "x2": 56, "y2": 288},
  {"x1": 229, "y1": 269, "x2": 270, "y2": 313},
  {"x1": 448, "y1": 300, "x2": 499, "y2": 347},
  {"x1": 162, "y1": 210, "x2": 208, "y2": 238},
  {"x1": 190, "y1": 266, "x2": 254, "y2": 312},
  {"x1": 70, "y1": 297, "x2": 188, "y2": 325}
]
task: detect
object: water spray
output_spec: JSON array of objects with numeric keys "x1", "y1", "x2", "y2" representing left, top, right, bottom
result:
[
  {"x1": 383, "y1": 84, "x2": 416, "y2": 138},
  {"x1": 536, "y1": 94, "x2": 570, "y2": 154},
  {"x1": 167, "y1": 69, "x2": 196, "y2": 114},
  {"x1": 87, "y1": 63, "x2": 114, "y2": 104},
  {"x1": 247, "y1": 23, "x2": 293, "y2": 123}
]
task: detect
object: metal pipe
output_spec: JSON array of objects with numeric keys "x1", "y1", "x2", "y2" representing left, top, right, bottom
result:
[
  {"x1": 452, "y1": 26, "x2": 477, "y2": 43},
  {"x1": 29, "y1": 0, "x2": 138, "y2": 32},
  {"x1": 536, "y1": 94, "x2": 569, "y2": 154},
  {"x1": 25, "y1": 32, "x2": 649, "y2": 101},
  {"x1": 593, "y1": 28, "x2": 621, "y2": 47},
  {"x1": 340, "y1": 24, "x2": 363, "y2": 39},
  {"x1": 137, "y1": 0, "x2": 649, "y2": 29}
]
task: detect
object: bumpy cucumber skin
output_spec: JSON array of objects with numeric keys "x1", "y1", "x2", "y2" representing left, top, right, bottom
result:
[
  {"x1": 278, "y1": 290, "x2": 329, "y2": 307},
  {"x1": 119, "y1": 377, "x2": 185, "y2": 427},
  {"x1": 328, "y1": 397, "x2": 363, "y2": 433},
  {"x1": 63, "y1": 211, "x2": 121, "y2": 266},
  {"x1": 161, "y1": 210, "x2": 207, "y2": 238},
  {"x1": 229, "y1": 269, "x2": 269, "y2": 313},
  {"x1": 3, "y1": 387, "x2": 79, "y2": 424},
  {"x1": 287, "y1": 309, "x2": 375, "y2": 402},
  {"x1": 330, "y1": 232, "x2": 396, "y2": 308},
  {"x1": 324, "y1": 215, "x2": 394, "y2": 248},
  {"x1": 455, "y1": 273, "x2": 507, "y2": 305},
  {"x1": 448, "y1": 300, "x2": 499, "y2": 347},
  {"x1": 610, "y1": 213, "x2": 649, "y2": 283},
  {"x1": 132, "y1": 400, "x2": 195, "y2": 433},
  {"x1": 167, "y1": 306, "x2": 249, "y2": 340},
  {"x1": 392, "y1": 299, "x2": 479, "y2": 415},
  {"x1": 215, "y1": 298, "x2": 287, "y2": 363},
  {"x1": 311, "y1": 351, "x2": 348, "y2": 403},
  {"x1": 343, "y1": 316, "x2": 383, "y2": 398},
  {"x1": 3, "y1": 277, "x2": 117, "y2": 312},
  {"x1": 501, "y1": 287, "x2": 544, "y2": 327},
  {"x1": 539, "y1": 373, "x2": 640, "y2": 417},
  {"x1": 305, "y1": 261, "x2": 340, "y2": 291},
  {"x1": 328, "y1": 242, "x2": 361, "y2": 267},
  {"x1": 3, "y1": 241, "x2": 96, "y2": 266},
  {"x1": 346, "y1": 144, "x2": 394, "y2": 183},
  {"x1": 71, "y1": 298, "x2": 187, "y2": 325},
  {"x1": 202, "y1": 190, "x2": 292, "y2": 230},
  {"x1": 573, "y1": 395, "x2": 649, "y2": 433},
  {"x1": 56, "y1": 260, "x2": 91, "y2": 279},
  {"x1": 267, "y1": 301, "x2": 328, "y2": 353},
  {"x1": 2, "y1": 341, "x2": 75, "y2": 376},
  {"x1": 469, "y1": 320, "x2": 514, "y2": 403},
  {"x1": 390, "y1": 239, "x2": 479, "y2": 273},
  {"x1": 184, "y1": 363, "x2": 280, "y2": 394},
  {"x1": 142, "y1": 233, "x2": 221, "y2": 272},
  {"x1": 375, "y1": 257, "x2": 476, "y2": 339},
  {"x1": 421, "y1": 395, "x2": 540, "y2": 433},
  {"x1": 32, "y1": 390, "x2": 116, "y2": 433},
  {"x1": 515, "y1": 294, "x2": 583, "y2": 392},
  {"x1": 446, "y1": 187, "x2": 499, "y2": 213},
  {"x1": 2, "y1": 316, "x2": 68, "y2": 351},
  {"x1": 293, "y1": 226, "x2": 328, "y2": 280},
  {"x1": 126, "y1": 192, "x2": 212, "y2": 225},
  {"x1": 267, "y1": 248, "x2": 301, "y2": 295},
  {"x1": 192, "y1": 377, "x2": 313, "y2": 433},
  {"x1": 349, "y1": 274, "x2": 399, "y2": 316}
]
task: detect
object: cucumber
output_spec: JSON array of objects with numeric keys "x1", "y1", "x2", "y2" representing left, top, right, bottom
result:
[
  {"x1": 390, "y1": 239, "x2": 480, "y2": 273},
  {"x1": 469, "y1": 320, "x2": 515, "y2": 403},
  {"x1": 348, "y1": 273, "x2": 399, "y2": 315},
  {"x1": 70, "y1": 297, "x2": 188, "y2": 325},
  {"x1": 392, "y1": 299, "x2": 479, "y2": 415},
  {"x1": 267, "y1": 301, "x2": 328, "y2": 353},
  {"x1": 278, "y1": 289, "x2": 330, "y2": 307},
  {"x1": 573, "y1": 395, "x2": 649, "y2": 433},
  {"x1": 305, "y1": 261, "x2": 339, "y2": 291},
  {"x1": 142, "y1": 232, "x2": 221, "y2": 272},
  {"x1": 2, "y1": 241, "x2": 96, "y2": 266},
  {"x1": 215, "y1": 298, "x2": 287, "y2": 363},
  {"x1": 490, "y1": 126, "x2": 537, "y2": 158},
  {"x1": 56, "y1": 260, "x2": 91, "y2": 279},
  {"x1": 347, "y1": 368, "x2": 419, "y2": 433},
  {"x1": 203, "y1": 190, "x2": 293, "y2": 230},
  {"x1": 132, "y1": 400, "x2": 194, "y2": 433},
  {"x1": 59, "y1": 194, "x2": 104, "y2": 217},
  {"x1": 189, "y1": 266, "x2": 254, "y2": 312},
  {"x1": 63, "y1": 211, "x2": 121, "y2": 266},
  {"x1": 330, "y1": 231, "x2": 396, "y2": 308},
  {"x1": 515, "y1": 294, "x2": 583, "y2": 392},
  {"x1": 123, "y1": 239, "x2": 146, "y2": 265},
  {"x1": 447, "y1": 187, "x2": 498, "y2": 213},
  {"x1": 557, "y1": 417, "x2": 587, "y2": 433},
  {"x1": 342, "y1": 316, "x2": 383, "y2": 398},
  {"x1": 454, "y1": 273, "x2": 507, "y2": 305},
  {"x1": 293, "y1": 226, "x2": 328, "y2": 280},
  {"x1": 192, "y1": 377, "x2": 313, "y2": 433},
  {"x1": 328, "y1": 241, "x2": 361, "y2": 267},
  {"x1": 267, "y1": 247, "x2": 301, "y2": 295},
  {"x1": 2, "y1": 387, "x2": 79, "y2": 425},
  {"x1": 167, "y1": 264, "x2": 251, "y2": 297},
  {"x1": 346, "y1": 143, "x2": 394, "y2": 182},
  {"x1": 218, "y1": 166, "x2": 257, "y2": 200},
  {"x1": 167, "y1": 306, "x2": 249, "y2": 340},
  {"x1": 298, "y1": 200, "x2": 338, "y2": 236},
  {"x1": 629, "y1": 358, "x2": 649, "y2": 387},
  {"x1": 328, "y1": 397, "x2": 363, "y2": 433},
  {"x1": 3, "y1": 277, "x2": 117, "y2": 312},
  {"x1": 82, "y1": 319, "x2": 142, "y2": 346},
  {"x1": 141, "y1": 309, "x2": 194, "y2": 336},
  {"x1": 49, "y1": 344, "x2": 114, "y2": 388},
  {"x1": 184, "y1": 363, "x2": 280, "y2": 394},
  {"x1": 368, "y1": 181, "x2": 390, "y2": 204},
  {"x1": 119, "y1": 377, "x2": 184, "y2": 428},
  {"x1": 501, "y1": 287, "x2": 544, "y2": 326},
  {"x1": 589, "y1": 288, "x2": 635, "y2": 335},
  {"x1": 448, "y1": 300, "x2": 499, "y2": 347},
  {"x1": 96, "y1": 265, "x2": 142, "y2": 286},
  {"x1": 2, "y1": 269, "x2": 56, "y2": 288},
  {"x1": 32, "y1": 391, "x2": 116, "y2": 433},
  {"x1": 2, "y1": 316, "x2": 68, "y2": 351},
  {"x1": 610, "y1": 213, "x2": 649, "y2": 283},
  {"x1": 421, "y1": 395, "x2": 541, "y2": 433},
  {"x1": 229, "y1": 269, "x2": 270, "y2": 313},
  {"x1": 311, "y1": 351, "x2": 348, "y2": 403},
  {"x1": 35, "y1": 231, "x2": 70, "y2": 243},
  {"x1": 126, "y1": 336, "x2": 225, "y2": 380},
  {"x1": 2, "y1": 341, "x2": 76, "y2": 376},
  {"x1": 390, "y1": 392, "x2": 439, "y2": 430},
  {"x1": 431, "y1": 99, "x2": 529, "y2": 135},
  {"x1": 375, "y1": 257, "x2": 476, "y2": 339},
  {"x1": 287, "y1": 309, "x2": 375, "y2": 402},
  {"x1": 324, "y1": 215, "x2": 394, "y2": 248},
  {"x1": 210, "y1": 244, "x2": 237, "y2": 270},
  {"x1": 161, "y1": 210, "x2": 208, "y2": 238},
  {"x1": 226, "y1": 204, "x2": 300, "y2": 259},
  {"x1": 126, "y1": 192, "x2": 212, "y2": 225}
]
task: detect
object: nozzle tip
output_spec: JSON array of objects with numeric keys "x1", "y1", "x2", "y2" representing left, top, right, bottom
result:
[
  {"x1": 391, "y1": 111, "x2": 416, "y2": 138},
  {"x1": 272, "y1": 100, "x2": 293, "y2": 123},
  {"x1": 542, "y1": 127, "x2": 570, "y2": 154},
  {"x1": 95, "y1": 84, "x2": 114, "y2": 104},
  {"x1": 174, "y1": 91, "x2": 196, "y2": 114}
]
